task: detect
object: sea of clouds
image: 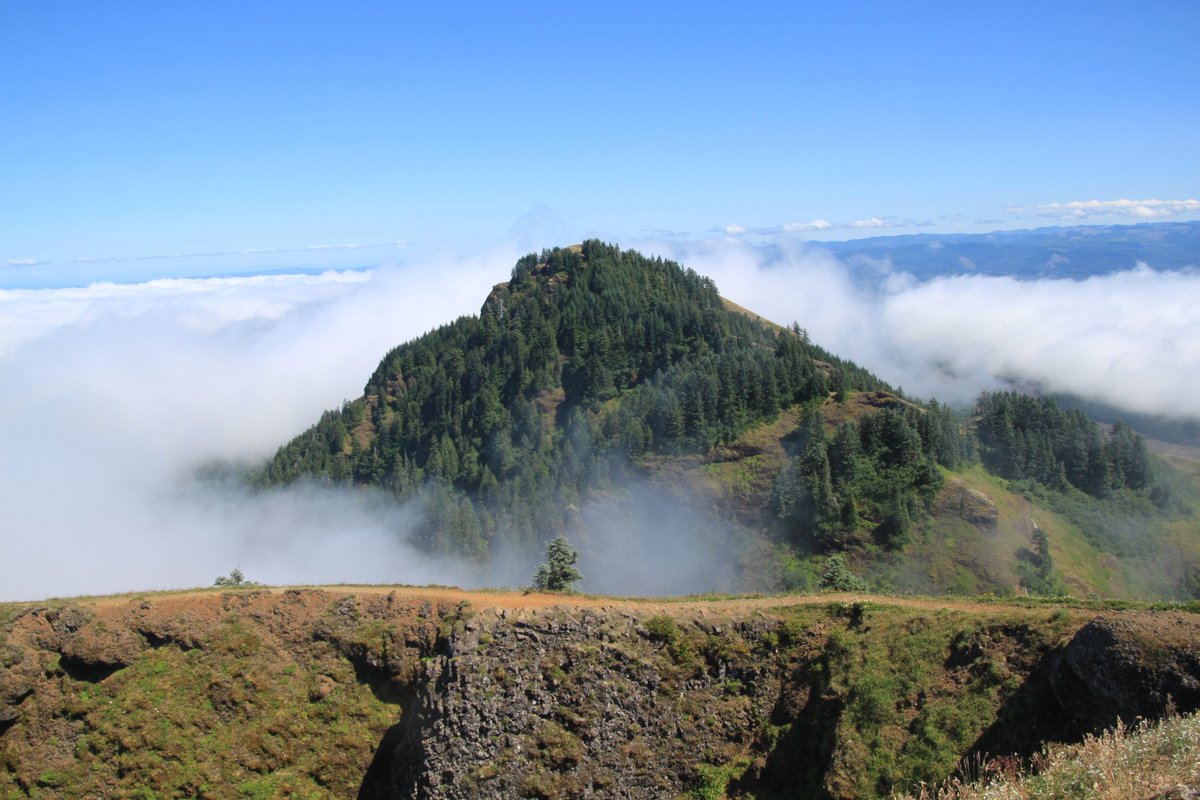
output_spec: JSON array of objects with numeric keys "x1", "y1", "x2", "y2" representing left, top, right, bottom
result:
[{"x1": 2, "y1": 238, "x2": 1197, "y2": 600}]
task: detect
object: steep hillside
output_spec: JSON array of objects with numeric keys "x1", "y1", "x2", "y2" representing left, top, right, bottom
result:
[
  {"x1": 257, "y1": 241, "x2": 889, "y2": 567},
  {"x1": 4, "y1": 588, "x2": 1200, "y2": 799},
  {"x1": 256, "y1": 241, "x2": 1196, "y2": 600},
  {"x1": 669, "y1": 396, "x2": 1198, "y2": 600}
]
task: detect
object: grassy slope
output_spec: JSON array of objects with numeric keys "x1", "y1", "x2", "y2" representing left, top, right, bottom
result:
[{"x1": 646, "y1": 392, "x2": 1200, "y2": 601}]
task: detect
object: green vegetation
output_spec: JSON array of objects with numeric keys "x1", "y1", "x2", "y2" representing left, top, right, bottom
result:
[
  {"x1": 819, "y1": 554, "x2": 868, "y2": 592},
  {"x1": 976, "y1": 392, "x2": 1156, "y2": 500},
  {"x1": 214, "y1": 567, "x2": 248, "y2": 587},
  {"x1": 257, "y1": 241, "x2": 889, "y2": 562},
  {"x1": 253, "y1": 242, "x2": 1196, "y2": 600},
  {"x1": 532, "y1": 535, "x2": 582, "y2": 592},
  {"x1": 755, "y1": 603, "x2": 1082, "y2": 799},
  {"x1": 0, "y1": 612, "x2": 399, "y2": 798},
  {"x1": 773, "y1": 405, "x2": 955, "y2": 551},
  {"x1": 689, "y1": 757, "x2": 752, "y2": 800}
]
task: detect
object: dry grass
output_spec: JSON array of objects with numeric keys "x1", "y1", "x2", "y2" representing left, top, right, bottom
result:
[{"x1": 898, "y1": 713, "x2": 1200, "y2": 800}]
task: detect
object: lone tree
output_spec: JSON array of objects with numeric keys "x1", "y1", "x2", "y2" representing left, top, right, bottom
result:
[
  {"x1": 533, "y1": 535, "x2": 582, "y2": 592},
  {"x1": 213, "y1": 567, "x2": 246, "y2": 587},
  {"x1": 819, "y1": 554, "x2": 867, "y2": 593}
]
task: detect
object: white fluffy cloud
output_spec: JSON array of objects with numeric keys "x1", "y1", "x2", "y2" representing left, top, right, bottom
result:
[
  {"x1": 783, "y1": 219, "x2": 834, "y2": 232},
  {"x1": 0, "y1": 247, "x2": 517, "y2": 601},
  {"x1": 726, "y1": 216, "x2": 895, "y2": 238},
  {"x1": 636, "y1": 237, "x2": 1200, "y2": 418}
]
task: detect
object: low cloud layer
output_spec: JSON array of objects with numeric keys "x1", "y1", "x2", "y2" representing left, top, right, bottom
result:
[
  {"x1": 724, "y1": 215, "x2": 898, "y2": 238},
  {"x1": 3, "y1": 237, "x2": 1197, "y2": 601},
  {"x1": 639, "y1": 237, "x2": 1200, "y2": 418},
  {"x1": 0, "y1": 249, "x2": 516, "y2": 601}
]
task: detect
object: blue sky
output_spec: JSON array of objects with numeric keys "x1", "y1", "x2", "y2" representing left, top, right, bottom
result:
[{"x1": 3, "y1": 1, "x2": 1198, "y2": 287}]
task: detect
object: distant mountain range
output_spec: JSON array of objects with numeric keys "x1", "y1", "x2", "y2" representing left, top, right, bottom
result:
[{"x1": 813, "y1": 220, "x2": 1200, "y2": 280}]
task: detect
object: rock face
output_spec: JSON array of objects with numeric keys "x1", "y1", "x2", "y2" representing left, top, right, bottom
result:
[
  {"x1": 1050, "y1": 614, "x2": 1200, "y2": 733},
  {"x1": 361, "y1": 608, "x2": 787, "y2": 799}
]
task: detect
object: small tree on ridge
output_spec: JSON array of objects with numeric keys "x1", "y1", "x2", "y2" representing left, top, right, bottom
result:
[{"x1": 533, "y1": 535, "x2": 582, "y2": 592}]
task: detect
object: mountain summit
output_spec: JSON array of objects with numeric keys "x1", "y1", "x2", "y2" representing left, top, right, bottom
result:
[
  {"x1": 258, "y1": 242, "x2": 1196, "y2": 599},
  {"x1": 258, "y1": 242, "x2": 880, "y2": 561}
]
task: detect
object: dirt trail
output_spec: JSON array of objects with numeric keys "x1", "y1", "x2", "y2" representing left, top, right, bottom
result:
[{"x1": 67, "y1": 584, "x2": 1056, "y2": 619}]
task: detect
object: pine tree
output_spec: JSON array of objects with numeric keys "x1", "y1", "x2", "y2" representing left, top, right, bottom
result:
[
  {"x1": 533, "y1": 535, "x2": 582, "y2": 592},
  {"x1": 819, "y1": 554, "x2": 867, "y2": 592}
]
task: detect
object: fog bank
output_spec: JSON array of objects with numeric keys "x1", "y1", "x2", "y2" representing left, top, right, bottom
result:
[
  {"x1": 3, "y1": 237, "x2": 1196, "y2": 601},
  {"x1": 643, "y1": 238, "x2": 1200, "y2": 418}
]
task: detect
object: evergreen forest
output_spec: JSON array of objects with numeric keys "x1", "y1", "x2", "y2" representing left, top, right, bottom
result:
[{"x1": 256, "y1": 242, "x2": 1191, "y2": 597}]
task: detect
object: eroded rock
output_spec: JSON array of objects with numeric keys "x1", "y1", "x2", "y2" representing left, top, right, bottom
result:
[{"x1": 1051, "y1": 614, "x2": 1200, "y2": 733}]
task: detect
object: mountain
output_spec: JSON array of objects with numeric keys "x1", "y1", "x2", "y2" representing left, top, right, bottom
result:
[
  {"x1": 4, "y1": 587, "x2": 1200, "y2": 799},
  {"x1": 258, "y1": 241, "x2": 1199, "y2": 600},
  {"x1": 815, "y1": 220, "x2": 1200, "y2": 281}
]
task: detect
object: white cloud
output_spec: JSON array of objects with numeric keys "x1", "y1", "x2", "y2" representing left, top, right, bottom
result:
[
  {"x1": 0, "y1": 246, "x2": 519, "y2": 601},
  {"x1": 1031, "y1": 198, "x2": 1200, "y2": 221},
  {"x1": 60, "y1": 240, "x2": 406, "y2": 267},
  {"x1": 729, "y1": 215, "x2": 892, "y2": 238},
  {"x1": 783, "y1": 219, "x2": 834, "y2": 232},
  {"x1": 5, "y1": 258, "x2": 44, "y2": 267},
  {"x1": 634, "y1": 237, "x2": 1200, "y2": 419}
]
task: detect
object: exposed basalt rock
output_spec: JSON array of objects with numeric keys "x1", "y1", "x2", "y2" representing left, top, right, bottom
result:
[
  {"x1": 56, "y1": 623, "x2": 148, "y2": 682},
  {"x1": 361, "y1": 607, "x2": 788, "y2": 800},
  {"x1": 1051, "y1": 614, "x2": 1200, "y2": 733},
  {"x1": 0, "y1": 643, "x2": 37, "y2": 734}
]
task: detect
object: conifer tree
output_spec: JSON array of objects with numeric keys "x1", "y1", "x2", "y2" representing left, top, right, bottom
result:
[{"x1": 533, "y1": 535, "x2": 582, "y2": 592}]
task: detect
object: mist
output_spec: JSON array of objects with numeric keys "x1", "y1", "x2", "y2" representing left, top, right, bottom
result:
[
  {"x1": 639, "y1": 237, "x2": 1200, "y2": 420},
  {"x1": 3, "y1": 236, "x2": 1197, "y2": 601},
  {"x1": 0, "y1": 249, "x2": 517, "y2": 601}
]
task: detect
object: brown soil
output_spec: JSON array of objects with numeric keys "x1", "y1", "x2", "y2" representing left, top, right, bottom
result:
[{"x1": 57, "y1": 584, "x2": 1081, "y2": 622}]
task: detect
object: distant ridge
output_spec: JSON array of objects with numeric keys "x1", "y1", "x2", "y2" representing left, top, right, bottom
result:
[{"x1": 814, "y1": 220, "x2": 1200, "y2": 279}]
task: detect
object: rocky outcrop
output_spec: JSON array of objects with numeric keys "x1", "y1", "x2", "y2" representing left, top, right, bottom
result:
[
  {"x1": 1050, "y1": 614, "x2": 1200, "y2": 733},
  {"x1": 361, "y1": 607, "x2": 789, "y2": 799}
]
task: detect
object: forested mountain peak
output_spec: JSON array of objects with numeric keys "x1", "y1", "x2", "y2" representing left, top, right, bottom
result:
[
  {"x1": 256, "y1": 242, "x2": 1196, "y2": 600},
  {"x1": 259, "y1": 241, "x2": 885, "y2": 559}
]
